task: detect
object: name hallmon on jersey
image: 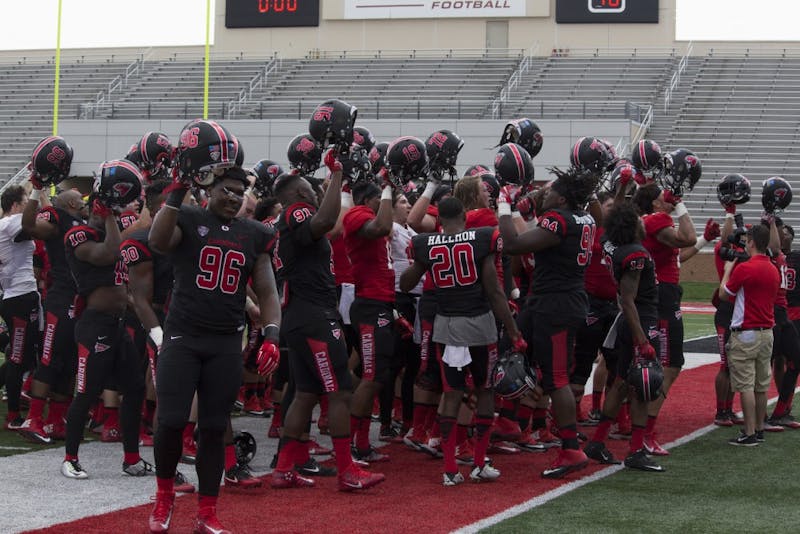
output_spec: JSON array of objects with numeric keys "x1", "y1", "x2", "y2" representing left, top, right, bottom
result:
[{"x1": 426, "y1": 230, "x2": 477, "y2": 246}]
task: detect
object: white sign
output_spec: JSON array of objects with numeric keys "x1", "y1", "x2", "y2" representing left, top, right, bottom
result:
[{"x1": 343, "y1": 0, "x2": 527, "y2": 19}]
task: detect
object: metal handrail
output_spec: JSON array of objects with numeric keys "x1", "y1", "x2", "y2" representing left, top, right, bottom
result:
[
  {"x1": 0, "y1": 166, "x2": 30, "y2": 195},
  {"x1": 490, "y1": 42, "x2": 542, "y2": 119},
  {"x1": 79, "y1": 55, "x2": 144, "y2": 119},
  {"x1": 305, "y1": 48, "x2": 525, "y2": 59},
  {"x1": 664, "y1": 41, "x2": 693, "y2": 114},
  {"x1": 622, "y1": 105, "x2": 653, "y2": 156},
  {"x1": 552, "y1": 47, "x2": 678, "y2": 58},
  {"x1": 226, "y1": 55, "x2": 282, "y2": 118}
]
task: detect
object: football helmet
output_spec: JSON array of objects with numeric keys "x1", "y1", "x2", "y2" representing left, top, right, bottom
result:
[
  {"x1": 369, "y1": 142, "x2": 389, "y2": 175},
  {"x1": 386, "y1": 136, "x2": 429, "y2": 186},
  {"x1": 94, "y1": 159, "x2": 143, "y2": 208},
  {"x1": 287, "y1": 133, "x2": 324, "y2": 174},
  {"x1": 465, "y1": 164, "x2": 493, "y2": 178},
  {"x1": 662, "y1": 148, "x2": 701, "y2": 196},
  {"x1": 499, "y1": 118, "x2": 543, "y2": 158},
  {"x1": 628, "y1": 360, "x2": 664, "y2": 403},
  {"x1": 132, "y1": 132, "x2": 173, "y2": 180},
  {"x1": 175, "y1": 119, "x2": 240, "y2": 186},
  {"x1": 607, "y1": 161, "x2": 638, "y2": 192},
  {"x1": 492, "y1": 350, "x2": 537, "y2": 400},
  {"x1": 569, "y1": 136, "x2": 614, "y2": 175},
  {"x1": 338, "y1": 143, "x2": 373, "y2": 184},
  {"x1": 762, "y1": 176, "x2": 793, "y2": 213},
  {"x1": 251, "y1": 159, "x2": 285, "y2": 199},
  {"x1": 494, "y1": 143, "x2": 534, "y2": 186},
  {"x1": 630, "y1": 139, "x2": 663, "y2": 175},
  {"x1": 426, "y1": 129, "x2": 464, "y2": 181},
  {"x1": 352, "y1": 126, "x2": 376, "y2": 154},
  {"x1": 716, "y1": 173, "x2": 751, "y2": 206},
  {"x1": 233, "y1": 431, "x2": 257, "y2": 466},
  {"x1": 308, "y1": 99, "x2": 357, "y2": 151},
  {"x1": 30, "y1": 136, "x2": 73, "y2": 185}
]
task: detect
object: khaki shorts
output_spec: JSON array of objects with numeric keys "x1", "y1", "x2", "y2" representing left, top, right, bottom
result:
[{"x1": 727, "y1": 329, "x2": 774, "y2": 393}]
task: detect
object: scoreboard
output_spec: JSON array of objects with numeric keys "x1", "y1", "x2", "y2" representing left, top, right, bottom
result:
[
  {"x1": 225, "y1": 0, "x2": 320, "y2": 28},
  {"x1": 556, "y1": 0, "x2": 659, "y2": 23}
]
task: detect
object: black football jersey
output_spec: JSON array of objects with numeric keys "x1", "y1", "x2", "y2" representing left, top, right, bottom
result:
[
  {"x1": 604, "y1": 240, "x2": 658, "y2": 319},
  {"x1": 528, "y1": 208, "x2": 595, "y2": 319},
  {"x1": 37, "y1": 206, "x2": 81, "y2": 295},
  {"x1": 786, "y1": 251, "x2": 800, "y2": 308},
  {"x1": 165, "y1": 205, "x2": 275, "y2": 336},
  {"x1": 120, "y1": 228, "x2": 174, "y2": 306},
  {"x1": 411, "y1": 226, "x2": 499, "y2": 317},
  {"x1": 64, "y1": 224, "x2": 126, "y2": 297},
  {"x1": 274, "y1": 202, "x2": 338, "y2": 319}
]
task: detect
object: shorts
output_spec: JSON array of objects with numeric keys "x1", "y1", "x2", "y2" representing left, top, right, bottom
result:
[
  {"x1": 772, "y1": 306, "x2": 800, "y2": 367},
  {"x1": 528, "y1": 312, "x2": 581, "y2": 394},
  {"x1": 437, "y1": 343, "x2": 498, "y2": 392},
  {"x1": 349, "y1": 297, "x2": 398, "y2": 384},
  {"x1": 715, "y1": 301, "x2": 733, "y2": 369},
  {"x1": 572, "y1": 296, "x2": 617, "y2": 385},
  {"x1": 658, "y1": 282, "x2": 684, "y2": 369},
  {"x1": 156, "y1": 328, "x2": 242, "y2": 431},
  {"x1": 415, "y1": 293, "x2": 442, "y2": 392},
  {"x1": 34, "y1": 290, "x2": 77, "y2": 394},
  {"x1": 283, "y1": 303, "x2": 352, "y2": 395},
  {"x1": 616, "y1": 316, "x2": 660, "y2": 382},
  {"x1": 1, "y1": 291, "x2": 40, "y2": 369},
  {"x1": 727, "y1": 329, "x2": 774, "y2": 393},
  {"x1": 432, "y1": 312, "x2": 497, "y2": 347}
]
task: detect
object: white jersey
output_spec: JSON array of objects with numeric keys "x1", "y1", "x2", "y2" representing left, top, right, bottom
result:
[
  {"x1": 0, "y1": 213, "x2": 37, "y2": 299},
  {"x1": 391, "y1": 222, "x2": 423, "y2": 295}
]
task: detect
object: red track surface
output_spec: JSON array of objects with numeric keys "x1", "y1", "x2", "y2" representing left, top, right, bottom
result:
[{"x1": 26, "y1": 363, "x2": 764, "y2": 534}]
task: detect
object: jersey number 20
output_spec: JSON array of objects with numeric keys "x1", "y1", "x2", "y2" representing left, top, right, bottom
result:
[{"x1": 430, "y1": 243, "x2": 477, "y2": 288}]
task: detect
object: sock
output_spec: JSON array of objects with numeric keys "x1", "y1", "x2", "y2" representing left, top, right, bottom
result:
[
  {"x1": 531, "y1": 409, "x2": 547, "y2": 431},
  {"x1": 474, "y1": 416, "x2": 493, "y2": 468},
  {"x1": 645, "y1": 415, "x2": 657, "y2": 437},
  {"x1": 350, "y1": 415, "x2": 360, "y2": 444},
  {"x1": 271, "y1": 403, "x2": 282, "y2": 428},
  {"x1": 332, "y1": 435, "x2": 353, "y2": 473},
  {"x1": 276, "y1": 438, "x2": 300, "y2": 472},
  {"x1": 456, "y1": 424, "x2": 469, "y2": 445},
  {"x1": 93, "y1": 402, "x2": 105, "y2": 425},
  {"x1": 439, "y1": 416, "x2": 457, "y2": 474},
  {"x1": 198, "y1": 495, "x2": 217, "y2": 517},
  {"x1": 157, "y1": 476, "x2": 174, "y2": 494},
  {"x1": 617, "y1": 404, "x2": 630, "y2": 427},
  {"x1": 411, "y1": 404, "x2": 428, "y2": 435},
  {"x1": 356, "y1": 417, "x2": 371, "y2": 451},
  {"x1": 516, "y1": 406, "x2": 533, "y2": 432},
  {"x1": 46, "y1": 400, "x2": 68, "y2": 425},
  {"x1": 772, "y1": 399, "x2": 790, "y2": 418},
  {"x1": 429, "y1": 418, "x2": 441, "y2": 439},
  {"x1": 64, "y1": 453, "x2": 78, "y2": 462},
  {"x1": 124, "y1": 452, "x2": 141, "y2": 465},
  {"x1": 224, "y1": 444, "x2": 236, "y2": 471},
  {"x1": 27, "y1": 396, "x2": 46, "y2": 421},
  {"x1": 424, "y1": 405, "x2": 438, "y2": 434},
  {"x1": 104, "y1": 407, "x2": 119, "y2": 429},
  {"x1": 630, "y1": 425, "x2": 645, "y2": 453},
  {"x1": 559, "y1": 424, "x2": 579, "y2": 450},
  {"x1": 393, "y1": 396, "x2": 403, "y2": 421},
  {"x1": 244, "y1": 382, "x2": 257, "y2": 400},
  {"x1": 296, "y1": 440, "x2": 310, "y2": 465},
  {"x1": 724, "y1": 399, "x2": 733, "y2": 412},
  {"x1": 716, "y1": 399, "x2": 726, "y2": 413},
  {"x1": 591, "y1": 391, "x2": 603, "y2": 411},
  {"x1": 498, "y1": 399, "x2": 516, "y2": 421},
  {"x1": 592, "y1": 416, "x2": 614, "y2": 443}
]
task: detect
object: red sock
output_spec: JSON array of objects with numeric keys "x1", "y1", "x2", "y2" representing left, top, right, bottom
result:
[
  {"x1": 333, "y1": 436, "x2": 353, "y2": 473},
  {"x1": 356, "y1": 417, "x2": 371, "y2": 451},
  {"x1": 424, "y1": 405, "x2": 438, "y2": 434},
  {"x1": 183, "y1": 422, "x2": 196, "y2": 441},
  {"x1": 319, "y1": 396, "x2": 329, "y2": 418},
  {"x1": 198, "y1": 495, "x2": 217, "y2": 517},
  {"x1": 393, "y1": 396, "x2": 403, "y2": 420},
  {"x1": 592, "y1": 418, "x2": 613, "y2": 443},
  {"x1": 64, "y1": 453, "x2": 78, "y2": 462},
  {"x1": 46, "y1": 400, "x2": 68, "y2": 425},
  {"x1": 645, "y1": 415, "x2": 657, "y2": 437},
  {"x1": 105, "y1": 407, "x2": 119, "y2": 429},
  {"x1": 439, "y1": 416, "x2": 457, "y2": 473},
  {"x1": 429, "y1": 418, "x2": 441, "y2": 439},
  {"x1": 474, "y1": 417, "x2": 493, "y2": 468},
  {"x1": 630, "y1": 425, "x2": 645, "y2": 453},
  {"x1": 716, "y1": 399, "x2": 726, "y2": 412},
  {"x1": 28, "y1": 396, "x2": 46, "y2": 421},
  {"x1": 617, "y1": 403, "x2": 630, "y2": 424},
  {"x1": 516, "y1": 405, "x2": 533, "y2": 432},
  {"x1": 276, "y1": 439, "x2": 300, "y2": 472},
  {"x1": 124, "y1": 452, "x2": 141, "y2": 465},
  {"x1": 411, "y1": 404, "x2": 428, "y2": 434},
  {"x1": 296, "y1": 440, "x2": 310, "y2": 465},
  {"x1": 224, "y1": 444, "x2": 237, "y2": 471},
  {"x1": 592, "y1": 391, "x2": 603, "y2": 411},
  {"x1": 456, "y1": 424, "x2": 469, "y2": 445},
  {"x1": 773, "y1": 399, "x2": 790, "y2": 417},
  {"x1": 157, "y1": 476, "x2": 174, "y2": 494},
  {"x1": 350, "y1": 415, "x2": 360, "y2": 444},
  {"x1": 271, "y1": 403, "x2": 282, "y2": 428}
]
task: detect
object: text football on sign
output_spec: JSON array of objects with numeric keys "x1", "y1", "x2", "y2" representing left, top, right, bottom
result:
[{"x1": 342, "y1": 0, "x2": 530, "y2": 20}]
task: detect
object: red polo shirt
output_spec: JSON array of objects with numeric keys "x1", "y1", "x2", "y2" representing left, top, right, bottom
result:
[{"x1": 724, "y1": 254, "x2": 780, "y2": 329}]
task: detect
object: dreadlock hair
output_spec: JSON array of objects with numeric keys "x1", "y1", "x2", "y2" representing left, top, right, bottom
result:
[
  {"x1": 453, "y1": 175, "x2": 484, "y2": 210},
  {"x1": 632, "y1": 183, "x2": 661, "y2": 215},
  {"x1": 605, "y1": 201, "x2": 642, "y2": 247},
  {"x1": 547, "y1": 166, "x2": 599, "y2": 211}
]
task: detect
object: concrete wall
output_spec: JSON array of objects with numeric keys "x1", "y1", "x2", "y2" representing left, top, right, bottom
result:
[{"x1": 58, "y1": 118, "x2": 632, "y2": 178}]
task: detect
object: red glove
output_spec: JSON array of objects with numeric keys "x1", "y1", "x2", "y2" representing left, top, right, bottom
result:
[
  {"x1": 324, "y1": 149, "x2": 343, "y2": 173},
  {"x1": 618, "y1": 166, "x2": 633, "y2": 187},
  {"x1": 394, "y1": 312, "x2": 414, "y2": 340},
  {"x1": 499, "y1": 185, "x2": 520, "y2": 206},
  {"x1": 723, "y1": 203, "x2": 736, "y2": 214},
  {"x1": 703, "y1": 218, "x2": 720, "y2": 241},
  {"x1": 29, "y1": 168, "x2": 44, "y2": 191},
  {"x1": 516, "y1": 195, "x2": 535, "y2": 221},
  {"x1": 91, "y1": 199, "x2": 112, "y2": 219},
  {"x1": 378, "y1": 168, "x2": 395, "y2": 189},
  {"x1": 256, "y1": 339, "x2": 280, "y2": 376},
  {"x1": 632, "y1": 170, "x2": 649, "y2": 186},
  {"x1": 634, "y1": 341, "x2": 656, "y2": 363},
  {"x1": 510, "y1": 332, "x2": 528, "y2": 354},
  {"x1": 663, "y1": 190, "x2": 682, "y2": 206},
  {"x1": 508, "y1": 299, "x2": 520, "y2": 317}
]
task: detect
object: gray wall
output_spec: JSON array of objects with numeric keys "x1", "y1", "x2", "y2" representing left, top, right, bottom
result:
[{"x1": 59, "y1": 118, "x2": 633, "y2": 180}]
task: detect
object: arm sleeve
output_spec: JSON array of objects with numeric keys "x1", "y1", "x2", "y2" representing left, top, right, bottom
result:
[{"x1": 537, "y1": 210, "x2": 568, "y2": 238}]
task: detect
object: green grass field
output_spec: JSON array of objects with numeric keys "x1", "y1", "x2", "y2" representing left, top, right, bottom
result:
[
  {"x1": 485, "y1": 406, "x2": 800, "y2": 533},
  {"x1": 684, "y1": 313, "x2": 714, "y2": 340}
]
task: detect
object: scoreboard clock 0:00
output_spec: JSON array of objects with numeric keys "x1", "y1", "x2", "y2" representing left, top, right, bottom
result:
[
  {"x1": 225, "y1": 0, "x2": 320, "y2": 28},
  {"x1": 556, "y1": 0, "x2": 658, "y2": 23}
]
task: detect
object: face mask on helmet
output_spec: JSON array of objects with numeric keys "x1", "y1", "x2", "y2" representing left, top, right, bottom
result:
[
  {"x1": 31, "y1": 136, "x2": 73, "y2": 185},
  {"x1": 762, "y1": 176, "x2": 793, "y2": 213},
  {"x1": 627, "y1": 360, "x2": 664, "y2": 403},
  {"x1": 386, "y1": 136, "x2": 429, "y2": 188},
  {"x1": 94, "y1": 159, "x2": 144, "y2": 208},
  {"x1": 492, "y1": 350, "x2": 537, "y2": 400},
  {"x1": 569, "y1": 136, "x2": 614, "y2": 175},
  {"x1": 716, "y1": 174, "x2": 751, "y2": 206},
  {"x1": 661, "y1": 148, "x2": 701, "y2": 197},
  {"x1": 426, "y1": 129, "x2": 464, "y2": 182},
  {"x1": 494, "y1": 143, "x2": 534, "y2": 186},
  {"x1": 631, "y1": 139, "x2": 663, "y2": 176},
  {"x1": 176, "y1": 120, "x2": 239, "y2": 187},
  {"x1": 499, "y1": 118, "x2": 543, "y2": 158},
  {"x1": 251, "y1": 159, "x2": 285, "y2": 199},
  {"x1": 287, "y1": 133, "x2": 324, "y2": 175},
  {"x1": 308, "y1": 99, "x2": 358, "y2": 152},
  {"x1": 137, "y1": 132, "x2": 173, "y2": 178},
  {"x1": 338, "y1": 144, "x2": 373, "y2": 184}
]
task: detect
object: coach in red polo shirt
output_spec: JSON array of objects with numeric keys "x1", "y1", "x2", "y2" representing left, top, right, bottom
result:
[{"x1": 719, "y1": 224, "x2": 780, "y2": 446}]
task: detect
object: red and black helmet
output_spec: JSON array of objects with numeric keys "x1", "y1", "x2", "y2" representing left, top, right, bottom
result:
[
  {"x1": 464, "y1": 164, "x2": 500, "y2": 205},
  {"x1": 630, "y1": 139, "x2": 663, "y2": 174},
  {"x1": 175, "y1": 119, "x2": 240, "y2": 186},
  {"x1": 762, "y1": 176, "x2": 793, "y2": 213},
  {"x1": 386, "y1": 136, "x2": 429, "y2": 186},
  {"x1": 492, "y1": 350, "x2": 538, "y2": 400},
  {"x1": 94, "y1": 159, "x2": 143, "y2": 208},
  {"x1": 132, "y1": 132, "x2": 173, "y2": 180},
  {"x1": 494, "y1": 143, "x2": 534, "y2": 186},
  {"x1": 716, "y1": 173, "x2": 751, "y2": 206},
  {"x1": 628, "y1": 360, "x2": 664, "y2": 403},
  {"x1": 499, "y1": 118, "x2": 543, "y2": 158},
  {"x1": 426, "y1": 129, "x2": 464, "y2": 181},
  {"x1": 251, "y1": 159, "x2": 285, "y2": 199},
  {"x1": 30, "y1": 136, "x2": 73, "y2": 185},
  {"x1": 352, "y1": 126, "x2": 376, "y2": 154},
  {"x1": 569, "y1": 136, "x2": 614, "y2": 175},
  {"x1": 338, "y1": 143, "x2": 374, "y2": 184},
  {"x1": 308, "y1": 99, "x2": 358, "y2": 151},
  {"x1": 662, "y1": 148, "x2": 702, "y2": 196},
  {"x1": 369, "y1": 142, "x2": 389, "y2": 175},
  {"x1": 287, "y1": 133, "x2": 324, "y2": 174}
]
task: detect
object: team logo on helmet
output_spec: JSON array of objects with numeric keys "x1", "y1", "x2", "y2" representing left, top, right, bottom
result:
[
  {"x1": 112, "y1": 182, "x2": 134, "y2": 198},
  {"x1": 297, "y1": 137, "x2": 316, "y2": 154},
  {"x1": 312, "y1": 106, "x2": 333, "y2": 122}
]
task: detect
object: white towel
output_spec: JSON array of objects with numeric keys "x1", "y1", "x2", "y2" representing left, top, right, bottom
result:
[
  {"x1": 337, "y1": 283, "x2": 355, "y2": 325},
  {"x1": 443, "y1": 345, "x2": 472, "y2": 369}
]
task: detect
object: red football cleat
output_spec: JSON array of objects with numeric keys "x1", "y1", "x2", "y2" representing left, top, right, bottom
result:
[
  {"x1": 194, "y1": 508, "x2": 231, "y2": 534},
  {"x1": 181, "y1": 435, "x2": 197, "y2": 464},
  {"x1": 270, "y1": 469, "x2": 315, "y2": 489},
  {"x1": 337, "y1": 463, "x2": 386, "y2": 491},
  {"x1": 101, "y1": 424, "x2": 122, "y2": 443},
  {"x1": 307, "y1": 439, "x2": 332, "y2": 456},
  {"x1": 243, "y1": 396, "x2": 264, "y2": 416},
  {"x1": 148, "y1": 490, "x2": 174, "y2": 534},
  {"x1": 541, "y1": 448, "x2": 589, "y2": 479},
  {"x1": 643, "y1": 433, "x2": 670, "y2": 456},
  {"x1": 491, "y1": 416, "x2": 522, "y2": 441},
  {"x1": 18, "y1": 418, "x2": 52, "y2": 444}
]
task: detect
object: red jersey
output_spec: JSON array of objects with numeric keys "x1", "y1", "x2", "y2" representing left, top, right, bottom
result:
[
  {"x1": 422, "y1": 204, "x2": 441, "y2": 293},
  {"x1": 343, "y1": 205, "x2": 395, "y2": 303},
  {"x1": 771, "y1": 252, "x2": 789, "y2": 308},
  {"x1": 584, "y1": 227, "x2": 616, "y2": 300},
  {"x1": 724, "y1": 254, "x2": 780, "y2": 329},
  {"x1": 642, "y1": 211, "x2": 680, "y2": 284},
  {"x1": 330, "y1": 234, "x2": 354, "y2": 285},
  {"x1": 465, "y1": 207, "x2": 504, "y2": 290}
]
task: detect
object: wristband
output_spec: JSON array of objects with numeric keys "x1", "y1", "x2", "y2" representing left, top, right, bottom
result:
[
  {"x1": 341, "y1": 191, "x2": 353, "y2": 208},
  {"x1": 673, "y1": 203, "x2": 688, "y2": 218},
  {"x1": 725, "y1": 212, "x2": 735, "y2": 220},
  {"x1": 421, "y1": 181, "x2": 437, "y2": 200},
  {"x1": 381, "y1": 186, "x2": 393, "y2": 201},
  {"x1": 498, "y1": 202, "x2": 512, "y2": 217},
  {"x1": 510, "y1": 287, "x2": 520, "y2": 300},
  {"x1": 693, "y1": 236, "x2": 708, "y2": 252},
  {"x1": 262, "y1": 323, "x2": 280, "y2": 342},
  {"x1": 148, "y1": 326, "x2": 163, "y2": 348},
  {"x1": 166, "y1": 188, "x2": 186, "y2": 209},
  {"x1": 511, "y1": 211, "x2": 523, "y2": 220}
]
